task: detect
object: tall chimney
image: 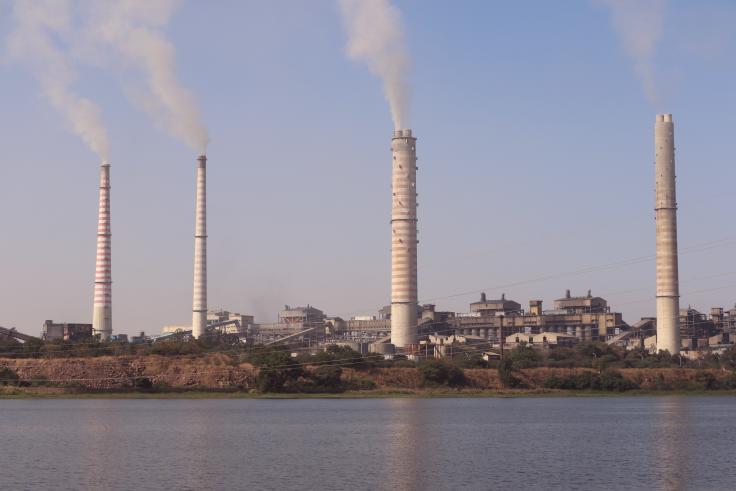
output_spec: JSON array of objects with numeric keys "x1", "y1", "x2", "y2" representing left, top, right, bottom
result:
[
  {"x1": 655, "y1": 114, "x2": 680, "y2": 354},
  {"x1": 390, "y1": 129, "x2": 418, "y2": 348},
  {"x1": 192, "y1": 155, "x2": 207, "y2": 338},
  {"x1": 92, "y1": 162, "x2": 112, "y2": 341}
]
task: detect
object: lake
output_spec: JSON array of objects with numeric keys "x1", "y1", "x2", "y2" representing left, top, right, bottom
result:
[{"x1": 2, "y1": 396, "x2": 734, "y2": 490}]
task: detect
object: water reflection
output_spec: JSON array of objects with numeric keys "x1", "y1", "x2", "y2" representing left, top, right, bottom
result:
[
  {"x1": 83, "y1": 401, "x2": 116, "y2": 489},
  {"x1": 654, "y1": 397, "x2": 689, "y2": 491},
  {"x1": 180, "y1": 401, "x2": 219, "y2": 489},
  {"x1": 384, "y1": 398, "x2": 425, "y2": 491}
]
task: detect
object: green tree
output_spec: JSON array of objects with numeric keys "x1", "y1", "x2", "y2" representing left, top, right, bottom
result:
[
  {"x1": 497, "y1": 358, "x2": 522, "y2": 388},
  {"x1": 418, "y1": 359, "x2": 466, "y2": 387}
]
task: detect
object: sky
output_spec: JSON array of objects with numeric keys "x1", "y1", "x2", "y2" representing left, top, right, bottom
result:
[{"x1": 1, "y1": 0, "x2": 736, "y2": 337}]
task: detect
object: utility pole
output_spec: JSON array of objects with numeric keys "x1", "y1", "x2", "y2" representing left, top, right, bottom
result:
[{"x1": 500, "y1": 316, "x2": 505, "y2": 359}]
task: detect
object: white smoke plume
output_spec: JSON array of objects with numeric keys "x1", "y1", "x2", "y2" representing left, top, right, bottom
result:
[
  {"x1": 7, "y1": 0, "x2": 110, "y2": 161},
  {"x1": 84, "y1": 0, "x2": 208, "y2": 153},
  {"x1": 598, "y1": 0, "x2": 667, "y2": 105},
  {"x1": 338, "y1": 0, "x2": 411, "y2": 130}
]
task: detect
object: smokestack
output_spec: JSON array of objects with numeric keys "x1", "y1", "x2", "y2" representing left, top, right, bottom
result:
[
  {"x1": 92, "y1": 162, "x2": 112, "y2": 341},
  {"x1": 655, "y1": 113, "x2": 680, "y2": 354},
  {"x1": 390, "y1": 128, "x2": 418, "y2": 348},
  {"x1": 192, "y1": 155, "x2": 207, "y2": 338}
]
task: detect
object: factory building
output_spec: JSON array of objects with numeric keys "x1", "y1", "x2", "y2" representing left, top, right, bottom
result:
[
  {"x1": 161, "y1": 309, "x2": 254, "y2": 337},
  {"x1": 470, "y1": 293, "x2": 521, "y2": 316},
  {"x1": 42, "y1": 320, "x2": 93, "y2": 341},
  {"x1": 451, "y1": 290, "x2": 624, "y2": 342},
  {"x1": 709, "y1": 306, "x2": 736, "y2": 335},
  {"x1": 679, "y1": 308, "x2": 717, "y2": 342},
  {"x1": 279, "y1": 305, "x2": 325, "y2": 326}
]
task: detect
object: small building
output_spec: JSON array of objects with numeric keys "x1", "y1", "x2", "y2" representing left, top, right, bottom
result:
[
  {"x1": 482, "y1": 351, "x2": 502, "y2": 361},
  {"x1": 505, "y1": 332, "x2": 577, "y2": 349},
  {"x1": 532, "y1": 332, "x2": 577, "y2": 347},
  {"x1": 42, "y1": 320, "x2": 93, "y2": 341}
]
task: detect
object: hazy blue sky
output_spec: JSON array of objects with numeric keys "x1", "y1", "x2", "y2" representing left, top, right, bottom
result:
[{"x1": 1, "y1": 0, "x2": 736, "y2": 336}]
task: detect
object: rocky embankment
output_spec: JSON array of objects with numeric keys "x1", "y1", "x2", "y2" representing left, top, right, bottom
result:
[
  {"x1": 0, "y1": 353, "x2": 256, "y2": 391},
  {"x1": 1, "y1": 355, "x2": 733, "y2": 394}
]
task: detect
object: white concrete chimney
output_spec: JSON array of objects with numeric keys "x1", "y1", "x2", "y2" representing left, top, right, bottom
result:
[
  {"x1": 192, "y1": 155, "x2": 207, "y2": 338},
  {"x1": 655, "y1": 114, "x2": 680, "y2": 354},
  {"x1": 390, "y1": 129, "x2": 418, "y2": 348}
]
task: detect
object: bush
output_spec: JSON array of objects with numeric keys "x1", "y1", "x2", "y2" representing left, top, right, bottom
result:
[
  {"x1": 418, "y1": 360, "x2": 466, "y2": 387},
  {"x1": 594, "y1": 369, "x2": 639, "y2": 391},
  {"x1": 132, "y1": 377, "x2": 153, "y2": 390},
  {"x1": 694, "y1": 372, "x2": 719, "y2": 391},
  {"x1": 345, "y1": 377, "x2": 377, "y2": 391},
  {"x1": 149, "y1": 341, "x2": 203, "y2": 356},
  {"x1": 252, "y1": 351, "x2": 304, "y2": 393},
  {"x1": 497, "y1": 358, "x2": 523, "y2": 388},
  {"x1": 544, "y1": 369, "x2": 638, "y2": 392},
  {"x1": 311, "y1": 345, "x2": 370, "y2": 370},
  {"x1": 0, "y1": 366, "x2": 19, "y2": 385},
  {"x1": 312, "y1": 365, "x2": 343, "y2": 392},
  {"x1": 509, "y1": 345, "x2": 540, "y2": 369}
]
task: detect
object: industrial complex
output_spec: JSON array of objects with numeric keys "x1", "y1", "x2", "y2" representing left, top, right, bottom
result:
[{"x1": 3, "y1": 112, "x2": 736, "y2": 363}]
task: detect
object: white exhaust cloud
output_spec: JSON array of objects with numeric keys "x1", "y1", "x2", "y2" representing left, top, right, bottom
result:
[
  {"x1": 338, "y1": 0, "x2": 411, "y2": 130},
  {"x1": 8, "y1": 0, "x2": 110, "y2": 161},
  {"x1": 598, "y1": 0, "x2": 667, "y2": 105},
  {"x1": 84, "y1": 0, "x2": 208, "y2": 153}
]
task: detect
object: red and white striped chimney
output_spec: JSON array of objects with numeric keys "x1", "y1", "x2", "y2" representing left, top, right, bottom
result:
[
  {"x1": 192, "y1": 155, "x2": 207, "y2": 338},
  {"x1": 92, "y1": 162, "x2": 112, "y2": 341}
]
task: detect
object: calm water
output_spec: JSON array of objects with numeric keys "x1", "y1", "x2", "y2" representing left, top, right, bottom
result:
[{"x1": 2, "y1": 396, "x2": 735, "y2": 490}]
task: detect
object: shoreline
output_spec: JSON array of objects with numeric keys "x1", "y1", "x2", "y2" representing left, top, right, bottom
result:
[{"x1": 3, "y1": 388, "x2": 736, "y2": 400}]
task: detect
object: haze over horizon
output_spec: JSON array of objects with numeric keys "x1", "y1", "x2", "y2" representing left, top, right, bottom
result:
[{"x1": 2, "y1": 0, "x2": 736, "y2": 336}]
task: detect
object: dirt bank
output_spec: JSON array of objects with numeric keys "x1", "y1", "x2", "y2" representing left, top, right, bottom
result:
[
  {"x1": 0, "y1": 353, "x2": 256, "y2": 390},
  {"x1": 1, "y1": 355, "x2": 733, "y2": 394}
]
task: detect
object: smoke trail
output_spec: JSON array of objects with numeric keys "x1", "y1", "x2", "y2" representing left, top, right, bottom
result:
[
  {"x1": 84, "y1": 0, "x2": 208, "y2": 152},
  {"x1": 598, "y1": 0, "x2": 667, "y2": 105},
  {"x1": 338, "y1": 0, "x2": 411, "y2": 130},
  {"x1": 7, "y1": 0, "x2": 110, "y2": 161}
]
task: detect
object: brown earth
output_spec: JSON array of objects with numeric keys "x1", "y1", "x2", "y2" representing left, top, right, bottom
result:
[
  {"x1": 0, "y1": 353, "x2": 256, "y2": 391},
  {"x1": 0, "y1": 355, "x2": 733, "y2": 394}
]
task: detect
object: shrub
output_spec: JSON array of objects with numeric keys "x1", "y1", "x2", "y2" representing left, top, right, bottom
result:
[
  {"x1": 252, "y1": 351, "x2": 304, "y2": 393},
  {"x1": 497, "y1": 358, "x2": 523, "y2": 388},
  {"x1": 509, "y1": 345, "x2": 540, "y2": 369},
  {"x1": 345, "y1": 377, "x2": 377, "y2": 391},
  {"x1": 418, "y1": 360, "x2": 466, "y2": 387},
  {"x1": 133, "y1": 377, "x2": 153, "y2": 389},
  {"x1": 312, "y1": 345, "x2": 370, "y2": 370},
  {"x1": 594, "y1": 369, "x2": 639, "y2": 391},
  {"x1": 543, "y1": 370, "x2": 638, "y2": 392},
  {"x1": 694, "y1": 372, "x2": 719, "y2": 391},
  {"x1": 0, "y1": 367, "x2": 19, "y2": 385},
  {"x1": 312, "y1": 365, "x2": 343, "y2": 392}
]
